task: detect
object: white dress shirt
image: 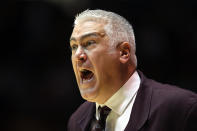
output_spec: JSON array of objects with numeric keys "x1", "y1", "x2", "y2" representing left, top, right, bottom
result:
[{"x1": 96, "y1": 71, "x2": 141, "y2": 131}]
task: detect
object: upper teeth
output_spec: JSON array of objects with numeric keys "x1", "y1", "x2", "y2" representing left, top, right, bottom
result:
[{"x1": 81, "y1": 69, "x2": 88, "y2": 72}]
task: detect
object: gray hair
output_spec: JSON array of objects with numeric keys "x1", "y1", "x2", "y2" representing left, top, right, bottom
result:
[{"x1": 74, "y1": 9, "x2": 137, "y2": 66}]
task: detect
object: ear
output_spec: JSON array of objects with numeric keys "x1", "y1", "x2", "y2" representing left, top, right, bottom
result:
[{"x1": 118, "y1": 42, "x2": 131, "y2": 64}]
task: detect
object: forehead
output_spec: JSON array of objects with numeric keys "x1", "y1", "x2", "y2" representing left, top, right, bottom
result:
[{"x1": 71, "y1": 21, "x2": 106, "y2": 39}]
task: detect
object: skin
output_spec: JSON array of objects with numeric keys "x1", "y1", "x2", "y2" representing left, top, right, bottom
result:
[{"x1": 70, "y1": 20, "x2": 135, "y2": 104}]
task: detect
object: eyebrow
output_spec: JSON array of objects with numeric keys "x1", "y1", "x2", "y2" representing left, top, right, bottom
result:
[{"x1": 70, "y1": 32, "x2": 105, "y2": 42}]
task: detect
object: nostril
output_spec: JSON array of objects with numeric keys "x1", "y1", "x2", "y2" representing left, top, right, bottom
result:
[{"x1": 78, "y1": 53, "x2": 87, "y2": 61}]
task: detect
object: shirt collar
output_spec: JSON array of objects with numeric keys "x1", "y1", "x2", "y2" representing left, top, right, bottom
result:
[{"x1": 96, "y1": 71, "x2": 141, "y2": 115}]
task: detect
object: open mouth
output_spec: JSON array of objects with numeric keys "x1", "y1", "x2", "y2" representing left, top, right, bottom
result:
[{"x1": 80, "y1": 69, "x2": 94, "y2": 82}]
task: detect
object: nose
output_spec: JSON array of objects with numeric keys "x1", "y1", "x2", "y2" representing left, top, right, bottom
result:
[{"x1": 74, "y1": 46, "x2": 87, "y2": 62}]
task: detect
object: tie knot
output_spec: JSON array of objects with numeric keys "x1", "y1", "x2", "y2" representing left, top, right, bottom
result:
[
  {"x1": 89, "y1": 106, "x2": 111, "y2": 131},
  {"x1": 98, "y1": 106, "x2": 111, "y2": 118},
  {"x1": 98, "y1": 106, "x2": 111, "y2": 127}
]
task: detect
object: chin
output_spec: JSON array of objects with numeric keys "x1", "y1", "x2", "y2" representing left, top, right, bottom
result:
[{"x1": 80, "y1": 87, "x2": 99, "y2": 102}]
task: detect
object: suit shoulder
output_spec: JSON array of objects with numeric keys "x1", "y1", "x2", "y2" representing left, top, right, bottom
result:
[
  {"x1": 139, "y1": 71, "x2": 197, "y2": 102},
  {"x1": 146, "y1": 78, "x2": 197, "y2": 111},
  {"x1": 152, "y1": 79, "x2": 196, "y2": 101},
  {"x1": 138, "y1": 71, "x2": 197, "y2": 130}
]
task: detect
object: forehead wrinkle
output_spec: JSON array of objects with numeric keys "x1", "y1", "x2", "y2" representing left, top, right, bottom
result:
[
  {"x1": 80, "y1": 32, "x2": 100, "y2": 41},
  {"x1": 71, "y1": 32, "x2": 105, "y2": 43}
]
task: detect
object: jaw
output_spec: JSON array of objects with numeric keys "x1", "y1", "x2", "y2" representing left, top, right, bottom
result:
[
  {"x1": 79, "y1": 79, "x2": 100, "y2": 102},
  {"x1": 76, "y1": 68, "x2": 104, "y2": 102}
]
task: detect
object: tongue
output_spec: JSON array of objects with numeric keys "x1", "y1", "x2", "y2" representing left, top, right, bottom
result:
[{"x1": 83, "y1": 71, "x2": 94, "y2": 80}]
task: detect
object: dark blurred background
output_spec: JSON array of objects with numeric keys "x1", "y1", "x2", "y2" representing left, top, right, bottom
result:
[{"x1": 1, "y1": 0, "x2": 197, "y2": 130}]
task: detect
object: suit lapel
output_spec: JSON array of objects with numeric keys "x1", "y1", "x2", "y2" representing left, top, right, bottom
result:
[
  {"x1": 125, "y1": 70, "x2": 153, "y2": 131},
  {"x1": 77, "y1": 102, "x2": 96, "y2": 131}
]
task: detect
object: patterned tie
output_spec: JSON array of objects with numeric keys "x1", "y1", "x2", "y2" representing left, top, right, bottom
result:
[{"x1": 89, "y1": 106, "x2": 111, "y2": 131}]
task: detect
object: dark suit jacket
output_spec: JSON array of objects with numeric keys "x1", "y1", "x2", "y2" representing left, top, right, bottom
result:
[{"x1": 67, "y1": 71, "x2": 197, "y2": 131}]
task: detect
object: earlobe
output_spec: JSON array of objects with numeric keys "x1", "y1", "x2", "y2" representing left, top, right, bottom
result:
[{"x1": 119, "y1": 42, "x2": 131, "y2": 63}]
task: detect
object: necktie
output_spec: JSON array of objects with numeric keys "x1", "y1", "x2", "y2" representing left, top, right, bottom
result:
[{"x1": 89, "y1": 106, "x2": 111, "y2": 131}]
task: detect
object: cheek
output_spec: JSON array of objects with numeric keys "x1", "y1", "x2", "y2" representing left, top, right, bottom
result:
[
  {"x1": 71, "y1": 56, "x2": 77, "y2": 73},
  {"x1": 95, "y1": 56, "x2": 118, "y2": 79},
  {"x1": 71, "y1": 55, "x2": 76, "y2": 67},
  {"x1": 71, "y1": 55, "x2": 74, "y2": 63},
  {"x1": 92, "y1": 56, "x2": 109, "y2": 78}
]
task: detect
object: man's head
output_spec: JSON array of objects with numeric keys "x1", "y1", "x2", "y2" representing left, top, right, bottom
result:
[{"x1": 70, "y1": 9, "x2": 137, "y2": 104}]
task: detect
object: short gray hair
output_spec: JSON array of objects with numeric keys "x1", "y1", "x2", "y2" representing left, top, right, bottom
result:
[{"x1": 74, "y1": 9, "x2": 137, "y2": 66}]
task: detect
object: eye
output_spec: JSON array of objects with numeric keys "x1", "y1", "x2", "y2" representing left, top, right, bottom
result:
[
  {"x1": 85, "y1": 40, "x2": 96, "y2": 47},
  {"x1": 70, "y1": 44, "x2": 78, "y2": 51}
]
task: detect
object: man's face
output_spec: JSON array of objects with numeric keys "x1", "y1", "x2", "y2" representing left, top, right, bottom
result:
[{"x1": 70, "y1": 21, "x2": 122, "y2": 103}]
